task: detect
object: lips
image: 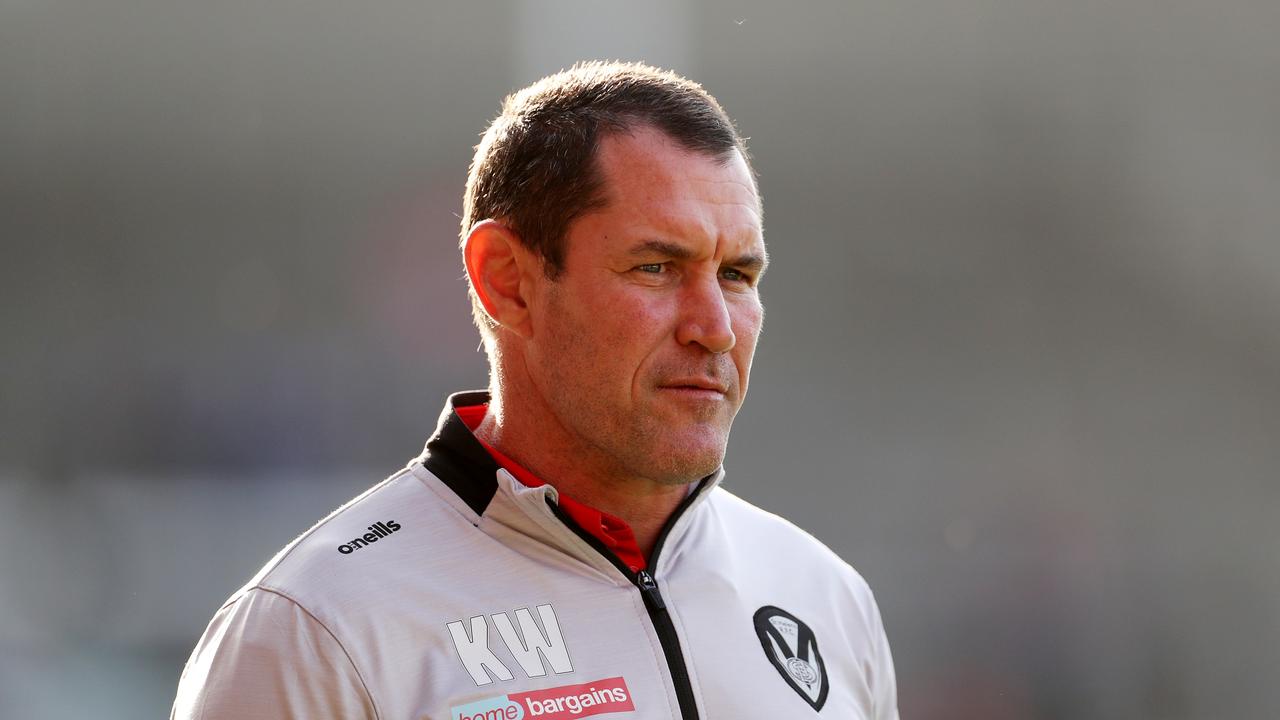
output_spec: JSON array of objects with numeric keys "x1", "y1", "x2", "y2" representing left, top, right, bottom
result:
[{"x1": 658, "y1": 379, "x2": 729, "y2": 394}]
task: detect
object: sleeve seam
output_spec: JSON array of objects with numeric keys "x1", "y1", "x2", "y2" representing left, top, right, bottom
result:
[{"x1": 250, "y1": 585, "x2": 383, "y2": 720}]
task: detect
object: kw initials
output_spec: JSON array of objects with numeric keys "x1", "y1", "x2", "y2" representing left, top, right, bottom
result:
[{"x1": 446, "y1": 604, "x2": 574, "y2": 686}]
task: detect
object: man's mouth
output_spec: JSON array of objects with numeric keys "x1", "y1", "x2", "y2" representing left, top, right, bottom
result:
[{"x1": 658, "y1": 379, "x2": 729, "y2": 396}]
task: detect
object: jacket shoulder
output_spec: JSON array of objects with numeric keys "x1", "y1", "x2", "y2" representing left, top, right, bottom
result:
[
  {"x1": 172, "y1": 587, "x2": 377, "y2": 720},
  {"x1": 704, "y1": 486, "x2": 875, "y2": 597},
  {"x1": 235, "y1": 464, "x2": 478, "y2": 604}
]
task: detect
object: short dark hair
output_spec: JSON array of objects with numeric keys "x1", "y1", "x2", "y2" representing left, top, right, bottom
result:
[{"x1": 462, "y1": 61, "x2": 753, "y2": 335}]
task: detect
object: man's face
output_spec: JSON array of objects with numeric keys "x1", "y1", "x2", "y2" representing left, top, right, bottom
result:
[{"x1": 524, "y1": 125, "x2": 766, "y2": 485}]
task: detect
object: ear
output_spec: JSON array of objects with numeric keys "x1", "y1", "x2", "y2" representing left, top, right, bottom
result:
[{"x1": 463, "y1": 220, "x2": 538, "y2": 338}]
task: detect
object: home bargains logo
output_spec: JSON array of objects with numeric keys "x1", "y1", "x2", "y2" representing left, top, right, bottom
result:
[{"x1": 450, "y1": 676, "x2": 634, "y2": 720}]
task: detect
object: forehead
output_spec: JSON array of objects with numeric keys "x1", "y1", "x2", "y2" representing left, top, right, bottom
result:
[{"x1": 586, "y1": 125, "x2": 763, "y2": 248}]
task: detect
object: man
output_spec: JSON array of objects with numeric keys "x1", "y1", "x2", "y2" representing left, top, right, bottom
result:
[{"x1": 173, "y1": 61, "x2": 897, "y2": 720}]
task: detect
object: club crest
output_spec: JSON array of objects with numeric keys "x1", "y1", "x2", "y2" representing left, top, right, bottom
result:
[{"x1": 753, "y1": 606, "x2": 829, "y2": 711}]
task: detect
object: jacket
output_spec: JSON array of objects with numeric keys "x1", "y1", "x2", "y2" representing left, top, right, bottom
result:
[{"x1": 172, "y1": 391, "x2": 898, "y2": 719}]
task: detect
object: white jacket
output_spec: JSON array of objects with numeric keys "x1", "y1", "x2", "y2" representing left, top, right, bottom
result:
[{"x1": 172, "y1": 392, "x2": 898, "y2": 719}]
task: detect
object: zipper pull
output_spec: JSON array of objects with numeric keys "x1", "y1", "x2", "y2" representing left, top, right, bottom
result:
[{"x1": 636, "y1": 570, "x2": 666, "y2": 611}]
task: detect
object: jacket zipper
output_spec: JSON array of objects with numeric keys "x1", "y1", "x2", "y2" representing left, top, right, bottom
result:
[
  {"x1": 547, "y1": 483, "x2": 706, "y2": 720},
  {"x1": 633, "y1": 568, "x2": 698, "y2": 718}
]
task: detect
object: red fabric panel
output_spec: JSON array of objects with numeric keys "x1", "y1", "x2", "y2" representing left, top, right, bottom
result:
[{"x1": 455, "y1": 403, "x2": 648, "y2": 572}]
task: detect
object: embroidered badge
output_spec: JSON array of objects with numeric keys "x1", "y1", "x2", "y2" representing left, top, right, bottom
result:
[{"x1": 753, "y1": 605, "x2": 829, "y2": 710}]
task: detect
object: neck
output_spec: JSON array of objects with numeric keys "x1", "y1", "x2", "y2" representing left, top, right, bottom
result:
[{"x1": 474, "y1": 382, "x2": 692, "y2": 560}]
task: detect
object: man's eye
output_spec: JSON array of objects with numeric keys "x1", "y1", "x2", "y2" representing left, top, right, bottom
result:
[
  {"x1": 721, "y1": 268, "x2": 751, "y2": 283},
  {"x1": 636, "y1": 263, "x2": 664, "y2": 273}
]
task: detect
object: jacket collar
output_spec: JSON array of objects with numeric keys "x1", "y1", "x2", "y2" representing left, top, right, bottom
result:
[
  {"x1": 418, "y1": 390, "x2": 502, "y2": 516},
  {"x1": 414, "y1": 391, "x2": 724, "y2": 578}
]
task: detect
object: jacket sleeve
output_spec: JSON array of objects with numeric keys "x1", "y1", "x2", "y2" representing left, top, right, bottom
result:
[
  {"x1": 865, "y1": 588, "x2": 900, "y2": 720},
  {"x1": 171, "y1": 587, "x2": 377, "y2": 720}
]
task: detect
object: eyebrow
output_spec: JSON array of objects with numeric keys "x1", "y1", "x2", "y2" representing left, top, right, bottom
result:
[{"x1": 628, "y1": 239, "x2": 769, "y2": 274}]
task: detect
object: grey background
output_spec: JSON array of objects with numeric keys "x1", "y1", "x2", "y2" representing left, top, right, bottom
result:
[{"x1": 3, "y1": 1, "x2": 1279, "y2": 718}]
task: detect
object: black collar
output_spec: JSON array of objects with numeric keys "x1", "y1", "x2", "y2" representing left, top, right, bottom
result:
[{"x1": 421, "y1": 391, "x2": 501, "y2": 516}]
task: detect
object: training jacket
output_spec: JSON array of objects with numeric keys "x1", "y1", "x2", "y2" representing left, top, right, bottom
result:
[{"x1": 172, "y1": 391, "x2": 898, "y2": 720}]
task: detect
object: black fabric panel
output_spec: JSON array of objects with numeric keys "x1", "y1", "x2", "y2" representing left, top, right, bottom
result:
[{"x1": 420, "y1": 390, "x2": 500, "y2": 516}]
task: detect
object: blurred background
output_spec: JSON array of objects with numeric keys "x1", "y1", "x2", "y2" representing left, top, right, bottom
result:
[{"x1": 3, "y1": 1, "x2": 1279, "y2": 718}]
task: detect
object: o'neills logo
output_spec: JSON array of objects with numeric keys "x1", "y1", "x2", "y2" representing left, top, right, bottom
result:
[
  {"x1": 449, "y1": 676, "x2": 634, "y2": 720},
  {"x1": 336, "y1": 520, "x2": 402, "y2": 554}
]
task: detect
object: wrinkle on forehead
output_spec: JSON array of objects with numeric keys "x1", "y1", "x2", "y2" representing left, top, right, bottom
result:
[
  {"x1": 597, "y1": 126, "x2": 761, "y2": 210},
  {"x1": 592, "y1": 127, "x2": 764, "y2": 254}
]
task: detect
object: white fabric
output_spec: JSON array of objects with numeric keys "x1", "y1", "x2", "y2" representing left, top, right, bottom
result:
[{"x1": 172, "y1": 433, "x2": 898, "y2": 719}]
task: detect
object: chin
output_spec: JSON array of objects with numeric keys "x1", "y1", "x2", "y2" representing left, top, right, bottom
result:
[{"x1": 648, "y1": 433, "x2": 727, "y2": 485}]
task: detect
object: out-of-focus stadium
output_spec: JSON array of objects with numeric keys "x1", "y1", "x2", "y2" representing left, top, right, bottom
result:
[{"x1": 3, "y1": 2, "x2": 1279, "y2": 718}]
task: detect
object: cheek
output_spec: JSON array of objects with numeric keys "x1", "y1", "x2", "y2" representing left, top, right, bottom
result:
[
  {"x1": 550, "y1": 281, "x2": 685, "y2": 381},
  {"x1": 734, "y1": 299, "x2": 764, "y2": 346},
  {"x1": 606, "y1": 291, "x2": 676, "y2": 342},
  {"x1": 565, "y1": 293, "x2": 667, "y2": 383},
  {"x1": 732, "y1": 301, "x2": 764, "y2": 374}
]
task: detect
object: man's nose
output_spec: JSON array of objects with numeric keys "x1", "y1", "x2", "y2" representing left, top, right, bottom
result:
[{"x1": 675, "y1": 274, "x2": 736, "y2": 354}]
